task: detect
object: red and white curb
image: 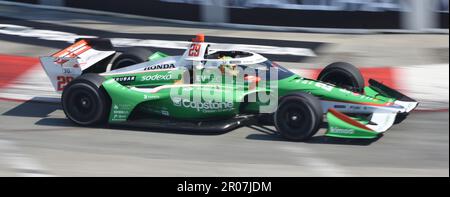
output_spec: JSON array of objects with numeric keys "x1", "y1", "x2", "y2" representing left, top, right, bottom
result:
[
  {"x1": 296, "y1": 65, "x2": 449, "y2": 111},
  {"x1": 0, "y1": 54, "x2": 448, "y2": 111}
]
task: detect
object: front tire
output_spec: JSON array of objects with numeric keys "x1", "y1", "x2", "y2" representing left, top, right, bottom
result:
[
  {"x1": 318, "y1": 62, "x2": 365, "y2": 93},
  {"x1": 62, "y1": 74, "x2": 110, "y2": 126},
  {"x1": 274, "y1": 93, "x2": 323, "y2": 141}
]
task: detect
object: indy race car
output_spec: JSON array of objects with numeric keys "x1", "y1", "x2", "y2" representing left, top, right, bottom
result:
[{"x1": 40, "y1": 34, "x2": 418, "y2": 141}]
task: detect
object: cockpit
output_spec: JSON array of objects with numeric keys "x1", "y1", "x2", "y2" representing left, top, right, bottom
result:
[{"x1": 205, "y1": 51, "x2": 253, "y2": 59}]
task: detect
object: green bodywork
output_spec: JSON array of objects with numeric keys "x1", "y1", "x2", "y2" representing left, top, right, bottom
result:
[
  {"x1": 326, "y1": 112, "x2": 379, "y2": 139},
  {"x1": 148, "y1": 52, "x2": 169, "y2": 62},
  {"x1": 100, "y1": 53, "x2": 398, "y2": 139}
]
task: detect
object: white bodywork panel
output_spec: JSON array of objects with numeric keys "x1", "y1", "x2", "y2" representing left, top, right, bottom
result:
[
  {"x1": 40, "y1": 37, "x2": 272, "y2": 93},
  {"x1": 367, "y1": 112, "x2": 398, "y2": 133},
  {"x1": 40, "y1": 57, "x2": 83, "y2": 93},
  {"x1": 107, "y1": 41, "x2": 269, "y2": 74},
  {"x1": 320, "y1": 100, "x2": 406, "y2": 114},
  {"x1": 321, "y1": 100, "x2": 417, "y2": 133},
  {"x1": 40, "y1": 40, "x2": 115, "y2": 92},
  {"x1": 394, "y1": 100, "x2": 419, "y2": 113}
]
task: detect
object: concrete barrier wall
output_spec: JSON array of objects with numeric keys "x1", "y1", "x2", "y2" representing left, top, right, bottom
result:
[
  {"x1": 65, "y1": 0, "x2": 201, "y2": 22},
  {"x1": 1, "y1": 0, "x2": 448, "y2": 30}
]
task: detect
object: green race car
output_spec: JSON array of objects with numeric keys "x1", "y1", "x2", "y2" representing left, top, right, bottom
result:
[{"x1": 40, "y1": 35, "x2": 418, "y2": 141}]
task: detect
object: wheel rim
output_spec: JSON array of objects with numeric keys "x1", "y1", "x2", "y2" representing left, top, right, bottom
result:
[
  {"x1": 278, "y1": 103, "x2": 313, "y2": 135},
  {"x1": 74, "y1": 92, "x2": 93, "y2": 114},
  {"x1": 285, "y1": 108, "x2": 304, "y2": 129},
  {"x1": 66, "y1": 88, "x2": 99, "y2": 123}
]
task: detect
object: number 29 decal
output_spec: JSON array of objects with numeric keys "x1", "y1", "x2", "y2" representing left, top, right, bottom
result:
[
  {"x1": 57, "y1": 76, "x2": 74, "y2": 91},
  {"x1": 188, "y1": 44, "x2": 201, "y2": 57}
]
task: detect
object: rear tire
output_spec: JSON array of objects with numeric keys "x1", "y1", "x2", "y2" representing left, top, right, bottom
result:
[
  {"x1": 62, "y1": 74, "x2": 110, "y2": 126},
  {"x1": 111, "y1": 48, "x2": 153, "y2": 70},
  {"x1": 274, "y1": 93, "x2": 323, "y2": 141},
  {"x1": 318, "y1": 62, "x2": 365, "y2": 93}
]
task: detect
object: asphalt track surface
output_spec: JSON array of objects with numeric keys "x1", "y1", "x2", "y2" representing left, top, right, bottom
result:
[{"x1": 0, "y1": 3, "x2": 448, "y2": 176}]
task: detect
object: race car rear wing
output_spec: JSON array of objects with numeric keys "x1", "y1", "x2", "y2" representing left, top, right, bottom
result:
[{"x1": 40, "y1": 39, "x2": 116, "y2": 93}]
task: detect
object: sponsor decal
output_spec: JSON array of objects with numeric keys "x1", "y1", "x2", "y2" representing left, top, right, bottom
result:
[
  {"x1": 334, "y1": 105, "x2": 347, "y2": 109},
  {"x1": 349, "y1": 106, "x2": 361, "y2": 110},
  {"x1": 330, "y1": 127, "x2": 355, "y2": 134},
  {"x1": 141, "y1": 74, "x2": 172, "y2": 81},
  {"x1": 113, "y1": 76, "x2": 136, "y2": 82},
  {"x1": 339, "y1": 89, "x2": 352, "y2": 94},
  {"x1": 196, "y1": 74, "x2": 220, "y2": 83},
  {"x1": 315, "y1": 82, "x2": 334, "y2": 92},
  {"x1": 112, "y1": 114, "x2": 128, "y2": 121},
  {"x1": 173, "y1": 98, "x2": 234, "y2": 112},
  {"x1": 229, "y1": 60, "x2": 242, "y2": 64},
  {"x1": 161, "y1": 110, "x2": 170, "y2": 116},
  {"x1": 144, "y1": 63, "x2": 176, "y2": 71},
  {"x1": 144, "y1": 94, "x2": 160, "y2": 100},
  {"x1": 111, "y1": 104, "x2": 133, "y2": 121},
  {"x1": 172, "y1": 97, "x2": 182, "y2": 106}
]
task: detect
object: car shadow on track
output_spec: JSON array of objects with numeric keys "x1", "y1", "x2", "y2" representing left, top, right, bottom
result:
[
  {"x1": 3, "y1": 99, "x2": 380, "y2": 144},
  {"x1": 2, "y1": 99, "x2": 231, "y2": 136},
  {"x1": 2, "y1": 98, "x2": 61, "y2": 118},
  {"x1": 245, "y1": 125, "x2": 381, "y2": 146},
  {"x1": 34, "y1": 117, "x2": 231, "y2": 136}
]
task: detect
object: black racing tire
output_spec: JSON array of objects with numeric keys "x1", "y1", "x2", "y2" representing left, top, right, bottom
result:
[
  {"x1": 62, "y1": 74, "x2": 110, "y2": 126},
  {"x1": 111, "y1": 48, "x2": 153, "y2": 70},
  {"x1": 274, "y1": 93, "x2": 323, "y2": 141},
  {"x1": 318, "y1": 62, "x2": 365, "y2": 93}
]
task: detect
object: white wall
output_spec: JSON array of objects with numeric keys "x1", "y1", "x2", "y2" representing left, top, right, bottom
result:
[{"x1": 402, "y1": 0, "x2": 439, "y2": 30}]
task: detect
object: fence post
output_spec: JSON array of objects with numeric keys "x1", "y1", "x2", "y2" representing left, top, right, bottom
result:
[
  {"x1": 201, "y1": 0, "x2": 229, "y2": 23},
  {"x1": 402, "y1": 0, "x2": 438, "y2": 31}
]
